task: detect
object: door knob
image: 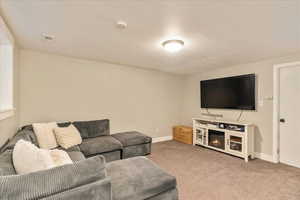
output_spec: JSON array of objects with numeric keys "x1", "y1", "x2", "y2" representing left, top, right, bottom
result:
[{"x1": 280, "y1": 118, "x2": 285, "y2": 123}]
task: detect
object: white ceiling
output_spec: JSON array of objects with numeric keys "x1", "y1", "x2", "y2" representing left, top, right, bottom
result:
[{"x1": 0, "y1": 0, "x2": 300, "y2": 74}]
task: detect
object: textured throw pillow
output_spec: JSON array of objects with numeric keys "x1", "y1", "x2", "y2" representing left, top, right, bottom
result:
[
  {"x1": 54, "y1": 124, "x2": 82, "y2": 149},
  {"x1": 33, "y1": 122, "x2": 58, "y2": 149},
  {"x1": 12, "y1": 140, "x2": 55, "y2": 174},
  {"x1": 12, "y1": 140, "x2": 73, "y2": 175}
]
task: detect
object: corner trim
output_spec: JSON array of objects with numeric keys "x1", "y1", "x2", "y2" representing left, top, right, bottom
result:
[
  {"x1": 254, "y1": 152, "x2": 274, "y2": 163},
  {"x1": 0, "y1": 16, "x2": 15, "y2": 44},
  {"x1": 152, "y1": 136, "x2": 172, "y2": 143}
]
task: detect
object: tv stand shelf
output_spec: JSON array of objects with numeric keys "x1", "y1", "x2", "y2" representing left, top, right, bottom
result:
[{"x1": 192, "y1": 118, "x2": 255, "y2": 162}]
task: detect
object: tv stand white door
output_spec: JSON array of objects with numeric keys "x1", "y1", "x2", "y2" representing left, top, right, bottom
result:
[
  {"x1": 193, "y1": 118, "x2": 254, "y2": 162},
  {"x1": 279, "y1": 65, "x2": 300, "y2": 168}
]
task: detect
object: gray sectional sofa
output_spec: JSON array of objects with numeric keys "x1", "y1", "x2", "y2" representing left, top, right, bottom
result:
[
  {"x1": 0, "y1": 119, "x2": 178, "y2": 200},
  {"x1": 7, "y1": 119, "x2": 152, "y2": 162}
]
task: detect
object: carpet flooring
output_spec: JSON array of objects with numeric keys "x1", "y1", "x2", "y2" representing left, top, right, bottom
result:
[{"x1": 147, "y1": 141, "x2": 300, "y2": 200}]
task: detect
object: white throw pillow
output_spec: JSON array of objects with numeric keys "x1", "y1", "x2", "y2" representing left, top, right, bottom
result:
[
  {"x1": 33, "y1": 122, "x2": 58, "y2": 149},
  {"x1": 54, "y1": 124, "x2": 82, "y2": 149},
  {"x1": 13, "y1": 140, "x2": 55, "y2": 174},
  {"x1": 13, "y1": 140, "x2": 73, "y2": 175}
]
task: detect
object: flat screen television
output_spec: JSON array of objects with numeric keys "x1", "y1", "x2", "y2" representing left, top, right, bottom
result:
[{"x1": 200, "y1": 74, "x2": 255, "y2": 110}]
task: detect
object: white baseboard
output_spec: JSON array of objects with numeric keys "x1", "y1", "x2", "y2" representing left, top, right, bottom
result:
[
  {"x1": 254, "y1": 152, "x2": 274, "y2": 163},
  {"x1": 279, "y1": 158, "x2": 300, "y2": 168},
  {"x1": 152, "y1": 136, "x2": 172, "y2": 143}
]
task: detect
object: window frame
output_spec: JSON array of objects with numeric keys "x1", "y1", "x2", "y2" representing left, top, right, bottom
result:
[{"x1": 0, "y1": 16, "x2": 15, "y2": 121}]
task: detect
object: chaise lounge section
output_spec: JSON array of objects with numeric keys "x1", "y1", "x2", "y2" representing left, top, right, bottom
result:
[
  {"x1": 0, "y1": 153, "x2": 178, "y2": 200},
  {"x1": 107, "y1": 156, "x2": 178, "y2": 200}
]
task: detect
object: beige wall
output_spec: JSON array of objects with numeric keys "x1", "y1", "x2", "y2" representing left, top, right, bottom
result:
[
  {"x1": 181, "y1": 53, "x2": 300, "y2": 156},
  {"x1": 0, "y1": 46, "x2": 19, "y2": 147},
  {"x1": 14, "y1": 48, "x2": 300, "y2": 157},
  {"x1": 19, "y1": 50, "x2": 184, "y2": 138}
]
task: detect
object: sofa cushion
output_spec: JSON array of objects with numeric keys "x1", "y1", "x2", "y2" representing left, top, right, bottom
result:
[
  {"x1": 0, "y1": 150, "x2": 16, "y2": 176},
  {"x1": 106, "y1": 156, "x2": 177, "y2": 200},
  {"x1": 57, "y1": 122, "x2": 72, "y2": 127},
  {"x1": 122, "y1": 143, "x2": 151, "y2": 159},
  {"x1": 112, "y1": 131, "x2": 152, "y2": 147},
  {"x1": 67, "y1": 151, "x2": 86, "y2": 162},
  {"x1": 57, "y1": 145, "x2": 81, "y2": 152},
  {"x1": 0, "y1": 155, "x2": 107, "y2": 200},
  {"x1": 73, "y1": 119, "x2": 109, "y2": 139},
  {"x1": 100, "y1": 151, "x2": 121, "y2": 163},
  {"x1": 79, "y1": 136, "x2": 122, "y2": 156},
  {"x1": 41, "y1": 177, "x2": 112, "y2": 200}
]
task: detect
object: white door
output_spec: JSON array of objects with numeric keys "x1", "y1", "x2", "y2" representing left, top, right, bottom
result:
[{"x1": 279, "y1": 65, "x2": 300, "y2": 168}]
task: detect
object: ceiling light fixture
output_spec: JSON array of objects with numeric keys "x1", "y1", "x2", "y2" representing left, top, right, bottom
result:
[{"x1": 162, "y1": 39, "x2": 184, "y2": 53}]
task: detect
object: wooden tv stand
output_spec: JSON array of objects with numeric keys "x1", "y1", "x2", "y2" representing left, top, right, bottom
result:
[{"x1": 192, "y1": 118, "x2": 255, "y2": 162}]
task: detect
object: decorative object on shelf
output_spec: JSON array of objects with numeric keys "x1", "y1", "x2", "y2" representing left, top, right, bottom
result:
[
  {"x1": 193, "y1": 118, "x2": 255, "y2": 162},
  {"x1": 173, "y1": 125, "x2": 193, "y2": 144}
]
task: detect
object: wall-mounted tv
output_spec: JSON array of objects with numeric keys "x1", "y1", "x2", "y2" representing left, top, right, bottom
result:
[{"x1": 200, "y1": 74, "x2": 256, "y2": 110}]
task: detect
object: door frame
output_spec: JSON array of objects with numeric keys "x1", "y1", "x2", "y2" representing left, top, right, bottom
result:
[{"x1": 273, "y1": 61, "x2": 300, "y2": 163}]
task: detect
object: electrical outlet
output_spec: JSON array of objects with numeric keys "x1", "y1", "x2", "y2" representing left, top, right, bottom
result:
[
  {"x1": 264, "y1": 96, "x2": 273, "y2": 101},
  {"x1": 259, "y1": 100, "x2": 264, "y2": 107}
]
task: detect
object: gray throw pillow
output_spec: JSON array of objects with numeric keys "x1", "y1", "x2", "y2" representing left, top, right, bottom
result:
[{"x1": 72, "y1": 119, "x2": 109, "y2": 139}]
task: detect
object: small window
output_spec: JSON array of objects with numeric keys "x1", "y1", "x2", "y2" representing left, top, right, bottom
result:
[
  {"x1": 0, "y1": 16, "x2": 15, "y2": 120},
  {"x1": 0, "y1": 44, "x2": 13, "y2": 111}
]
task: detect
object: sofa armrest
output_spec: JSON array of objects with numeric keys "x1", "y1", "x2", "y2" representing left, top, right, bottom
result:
[
  {"x1": 41, "y1": 177, "x2": 112, "y2": 200},
  {"x1": 0, "y1": 139, "x2": 9, "y2": 153},
  {"x1": 0, "y1": 155, "x2": 107, "y2": 200},
  {"x1": 0, "y1": 129, "x2": 38, "y2": 153}
]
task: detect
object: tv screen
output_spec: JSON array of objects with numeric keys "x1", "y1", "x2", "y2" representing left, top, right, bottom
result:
[{"x1": 200, "y1": 74, "x2": 255, "y2": 110}]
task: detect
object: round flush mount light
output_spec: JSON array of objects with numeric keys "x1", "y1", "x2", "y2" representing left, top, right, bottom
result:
[{"x1": 162, "y1": 39, "x2": 184, "y2": 53}]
